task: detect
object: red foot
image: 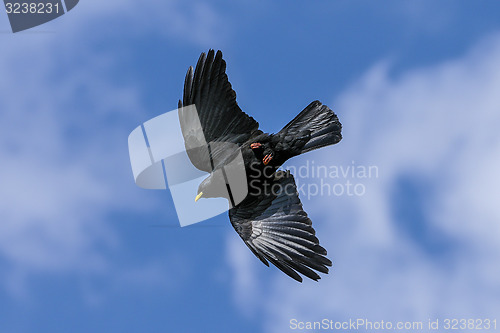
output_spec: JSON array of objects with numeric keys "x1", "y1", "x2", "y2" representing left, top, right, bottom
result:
[
  {"x1": 250, "y1": 142, "x2": 262, "y2": 149},
  {"x1": 263, "y1": 154, "x2": 273, "y2": 165}
]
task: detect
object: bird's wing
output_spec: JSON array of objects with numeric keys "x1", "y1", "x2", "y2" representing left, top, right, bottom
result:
[
  {"x1": 178, "y1": 49, "x2": 261, "y2": 172},
  {"x1": 229, "y1": 171, "x2": 332, "y2": 282}
]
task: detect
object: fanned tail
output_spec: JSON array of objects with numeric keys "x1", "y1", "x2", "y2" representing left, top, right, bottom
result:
[{"x1": 278, "y1": 100, "x2": 342, "y2": 154}]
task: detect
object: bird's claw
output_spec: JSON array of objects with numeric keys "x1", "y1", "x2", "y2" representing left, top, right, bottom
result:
[
  {"x1": 250, "y1": 142, "x2": 262, "y2": 149},
  {"x1": 263, "y1": 154, "x2": 273, "y2": 165}
]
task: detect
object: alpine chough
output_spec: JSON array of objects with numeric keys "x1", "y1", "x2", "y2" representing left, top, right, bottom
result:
[{"x1": 178, "y1": 50, "x2": 342, "y2": 282}]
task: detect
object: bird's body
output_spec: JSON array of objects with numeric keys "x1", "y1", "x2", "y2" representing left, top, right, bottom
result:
[{"x1": 178, "y1": 50, "x2": 342, "y2": 282}]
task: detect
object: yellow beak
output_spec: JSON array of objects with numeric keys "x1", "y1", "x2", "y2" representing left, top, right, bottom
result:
[{"x1": 195, "y1": 192, "x2": 203, "y2": 202}]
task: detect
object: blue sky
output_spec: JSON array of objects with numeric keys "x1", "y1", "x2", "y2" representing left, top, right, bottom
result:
[{"x1": 1, "y1": 1, "x2": 500, "y2": 332}]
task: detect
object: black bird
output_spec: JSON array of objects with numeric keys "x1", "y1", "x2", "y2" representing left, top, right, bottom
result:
[{"x1": 178, "y1": 50, "x2": 342, "y2": 282}]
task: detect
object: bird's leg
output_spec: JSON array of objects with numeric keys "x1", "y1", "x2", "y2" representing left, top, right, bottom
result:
[
  {"x1": 250, "y1": 142, "x2": 262, "y2": 149},
  {"x1": 263, "y1": 153, "x2": 273, "y2": 165}
]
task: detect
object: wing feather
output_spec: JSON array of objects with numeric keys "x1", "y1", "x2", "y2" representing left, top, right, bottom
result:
[
  {"x1": 229, "y1": 172, "x2": 332, "y2": 282},
  {"x1": 179, "y1": 50, "x2": 261, "y2": 172}
]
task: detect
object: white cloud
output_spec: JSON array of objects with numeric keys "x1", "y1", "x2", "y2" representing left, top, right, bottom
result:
[
  {"x1": 0, "y1": 0, "x2": 224, "y2": 298},
  {"x1": 41, "y1": 0, "x2": 228, "y2": 47},
  {"x1": 227, "y1": 33, "x2": 500, "y2": 331},
  {"x1": 0, "y1": 45, "x2": 140, "y2": 285},
  {"x1": 226, "y1": 234, "x2": 262, "y2": 316}
]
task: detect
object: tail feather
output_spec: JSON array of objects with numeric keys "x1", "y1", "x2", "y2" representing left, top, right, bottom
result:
[{"x1": 279, "y1": 100, "x2": 342, "y2": 154}]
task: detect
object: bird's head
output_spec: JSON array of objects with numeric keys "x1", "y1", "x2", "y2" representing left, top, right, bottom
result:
[{"x1": 195, "y1": 172, "x2": 229, "y2": 202}]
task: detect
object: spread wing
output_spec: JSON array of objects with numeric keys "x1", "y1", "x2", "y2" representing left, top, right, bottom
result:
[
  {"x1": 229, "y1": 172, "x2": 332, "y2": 282},
  {"x1": 178, "y1": 49, "x2": 261, "y2": 172}
]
